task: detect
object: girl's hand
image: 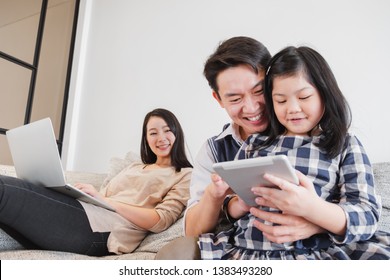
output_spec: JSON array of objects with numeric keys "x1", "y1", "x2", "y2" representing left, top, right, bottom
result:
[
  {"x1": 228, "y1": 195, "x2": 251, "y2": 219},
  {"x1": 251, "y1": 171, "x2": 321, "y2": 217},
  {"x1": 235, "y1": 196, "x2": 251, "y2": 213},
  {"x1": 249, "y1": 207, "x2": 325, "y2": 243},
  {"x1": 252, "y1": 171, "x2": 347, "y2": 236}
]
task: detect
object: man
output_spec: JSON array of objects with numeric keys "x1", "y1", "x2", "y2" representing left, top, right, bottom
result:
[
  {"x1": 185, "y1": 36, "x2": 321, "y2": 241},
  {"x1": 185, "y1": 36, "x2": 270, "y2": 236}
]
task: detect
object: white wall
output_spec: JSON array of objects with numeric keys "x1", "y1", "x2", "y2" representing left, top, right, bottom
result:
[{"x1": 63, "y1": 0, "x2": 390, "y2": 173}]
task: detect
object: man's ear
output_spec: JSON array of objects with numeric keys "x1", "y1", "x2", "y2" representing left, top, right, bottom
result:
[{"x1": 212, "y1": 91, "x2": 224, "y2": 108}]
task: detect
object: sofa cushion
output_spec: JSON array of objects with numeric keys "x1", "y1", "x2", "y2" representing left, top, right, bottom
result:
[
  {"x1": 136, "y1": 216, "x2": 184, "y2": 253},
  {"x1": 0, "y1": 229, "x2": 24, "y2": 252},
  {"x1": 373, "y1": 162, "x2": 390, "y2": 232}
]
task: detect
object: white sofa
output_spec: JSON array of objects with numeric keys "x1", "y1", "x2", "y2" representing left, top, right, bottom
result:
[{"x1": 1, "y1": 158, "x2": 389, "y2": 259}]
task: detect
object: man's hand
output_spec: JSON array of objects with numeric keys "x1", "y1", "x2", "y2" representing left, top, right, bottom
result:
[{"x1": 185, "y1": 173, "x2": 233, "y2": 236}]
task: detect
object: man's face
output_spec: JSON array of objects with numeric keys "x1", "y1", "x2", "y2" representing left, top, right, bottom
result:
[{"x1": 214, "y1": 65, "x2": 268, "y2": 140}]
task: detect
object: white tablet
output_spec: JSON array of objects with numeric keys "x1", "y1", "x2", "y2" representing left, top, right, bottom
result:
[{"x1": 212, "y1": 155, "x2": 299, "y2": 206}]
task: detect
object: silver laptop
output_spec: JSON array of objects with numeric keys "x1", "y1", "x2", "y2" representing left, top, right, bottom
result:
[{"x1": 6, "y1": 118, "x2": 115, "y2": 212}]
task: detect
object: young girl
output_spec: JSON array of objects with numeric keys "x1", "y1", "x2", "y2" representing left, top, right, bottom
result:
[
  {"x1": 199, "y1": 46, "x2": 390, "y2": 259},
  {"x1": 0, "y1": 108, "x2": 192, "y2": 256}
]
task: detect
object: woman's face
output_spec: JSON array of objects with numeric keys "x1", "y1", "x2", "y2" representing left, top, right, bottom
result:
[
  {"x1": 271, "y1": 73, "x2": 324, "y2": 136},
  {"x1": 146, "y1": 116, "x2": 176, "y2": 161}
]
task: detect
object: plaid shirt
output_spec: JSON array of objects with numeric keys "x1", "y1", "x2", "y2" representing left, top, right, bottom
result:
[{"x1": 199, "y1": 133, "x2": 390, "y2": 259}]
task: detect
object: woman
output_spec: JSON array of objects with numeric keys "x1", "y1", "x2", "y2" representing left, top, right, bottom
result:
[{"x1": 0, "y1": 108, "x2": 192, "y2": 256}]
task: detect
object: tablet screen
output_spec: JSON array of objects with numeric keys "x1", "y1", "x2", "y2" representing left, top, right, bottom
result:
[{"x1": 213, "y1": 155, "x2": 298, "y2": 206}]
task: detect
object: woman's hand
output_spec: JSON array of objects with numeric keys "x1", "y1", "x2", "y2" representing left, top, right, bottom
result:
[{"x1": 74, "y1": 183, "x2": 102, "y2": 199}]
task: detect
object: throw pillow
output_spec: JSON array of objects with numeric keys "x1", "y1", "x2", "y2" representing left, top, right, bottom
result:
[{"x1": 100, "y1": 151, "x2": 141, "y2": 188}]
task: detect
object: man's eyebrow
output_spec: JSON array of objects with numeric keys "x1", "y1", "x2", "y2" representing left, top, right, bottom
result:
[
  {"x1": 224, "y1": 92, "x2": 241, "y2": 97},
  {"x1": 223, "y1": 80, "x2": 264, "y2": 97},
  {"x1": 252, "y1": 79, "x2": 264, "y2": 90}
]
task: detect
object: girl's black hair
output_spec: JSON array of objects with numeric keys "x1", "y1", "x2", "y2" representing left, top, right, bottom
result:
[
  {"x1": 140, "y1": 108, "x2": 193, "y2": 171},
  {"x1": 263, "y1": 46, "x2": 352, "y2": 159}
]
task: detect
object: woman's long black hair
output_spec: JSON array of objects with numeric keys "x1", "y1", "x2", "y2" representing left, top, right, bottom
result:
[
  {"x1": 262, "y1": 46, "x2": 352, "y2": 159},
  {"x1": 140, "y1": 108, "x2": 193, "y2": 171}
]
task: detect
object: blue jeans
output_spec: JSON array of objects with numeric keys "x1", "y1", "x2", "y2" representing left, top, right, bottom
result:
[{"x1": 0, "y1": 175, "x2": 110, "y2": 256}]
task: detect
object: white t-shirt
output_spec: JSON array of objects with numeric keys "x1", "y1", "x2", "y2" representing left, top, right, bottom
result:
[{"x1": 183, "y1": 123, "x2": 243, "y2": 231}]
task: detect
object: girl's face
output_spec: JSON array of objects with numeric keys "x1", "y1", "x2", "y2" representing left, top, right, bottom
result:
[
  {"x1": 146, "y1": 116, "x2": 176, "y2": 161},
  {"x1": 272, "y1": 73, "x2": 324, "y2": 136}
]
